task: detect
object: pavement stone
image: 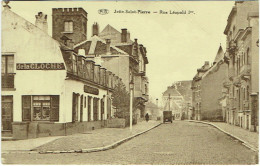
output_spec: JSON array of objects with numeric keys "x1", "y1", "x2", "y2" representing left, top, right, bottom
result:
[
  {"x1": 188, "y1": 120, "x2": 258, "y2": 151},
  {"x1": 2, "y1": 121, "x2": 257, "y2": 165},
  {"x1": 211, "y1": 122, "x2": 259, "y2": 149},
  {"x1": 31, "y1": 120, "x2": 160, "y2": 152}
]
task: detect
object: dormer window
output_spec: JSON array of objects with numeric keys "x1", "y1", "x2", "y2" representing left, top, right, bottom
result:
[{"x1": 64, "y1": 21, "x2": 73, "y2": 33}]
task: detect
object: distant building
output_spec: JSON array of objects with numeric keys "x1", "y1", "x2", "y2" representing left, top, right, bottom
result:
[
  {"x1": 174, "y1": 80, "x2": 192, "y2": 120},
  {"x1": 162, "y1": 86, "x2": 184, "y2": 120},
  {"x1": 191, "y1": 61, "x2": 211, "y2": 120},
  {"x1": 223, "y1": 1, "x2": 259, "y2": 132}
]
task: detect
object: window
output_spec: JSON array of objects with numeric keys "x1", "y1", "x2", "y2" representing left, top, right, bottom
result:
[
  {"x1": 2, "y1": 55, "x2": 14, "y2": 74},
  {"x1": 247, "y1": 48, "x2": 250, "y2": 65},
  {"x1": 22, "y1": 95, "x2": 59, "y2": 122},
  {"x1": 93, "y1": 98, "x2": 99, "y2": 121},
  {"x1": 72, "y1": 55, "x2": 77, "y2": 74},
  {"x1": 2, "y1": 55, "x2": 14, "y2": 88},
  {"x1": 84, "y1": 96, "x2": 86, "y2": 108},
  {"x1": 64, "y1": 21, "x2": 73, "y2": 32},
  {"x1": 72, "y1": 93, "x2": 78, "y2": 122},
  {"x1": 88, "y1": 97, "x2": 91, "y2": 121}
]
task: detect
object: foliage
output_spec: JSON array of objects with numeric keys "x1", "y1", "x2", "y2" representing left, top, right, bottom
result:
[{"x1": 112, "y1": 83, "x2": 143, "y2": 118}]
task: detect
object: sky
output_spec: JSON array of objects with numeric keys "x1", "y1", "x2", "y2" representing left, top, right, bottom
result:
[{"x1": 6, "y1": 1, "x2": 234, "y2": 105}]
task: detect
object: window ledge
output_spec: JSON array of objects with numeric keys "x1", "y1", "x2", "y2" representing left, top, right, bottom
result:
[
  {"x1": 62, "y1": 31, "x2": 73, "y2": 34},
  {"x1": 2, "y1": 88, "x2": 16, "y2": 91}
]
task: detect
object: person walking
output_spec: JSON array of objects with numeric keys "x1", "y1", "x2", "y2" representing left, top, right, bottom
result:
[{"x1": 145, "y1": 113, "x2": 149, "y2": 122}]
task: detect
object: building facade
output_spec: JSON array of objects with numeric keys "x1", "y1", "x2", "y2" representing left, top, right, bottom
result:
[
  {"x1": 1, "y1": 6, "x2": 125, "y2": 139},
  {"x1": 200, "y1": 46, "x2": 228, "y2": 121},
  {"x1": 191, "y1": 61, "x2": 210, "y2": 120},
  {"x1": 173, "y1": 80, "x2": 193, "y2": 120},
  {"x1": 223, "y1": 1, "x2": 259, "y2": 132},
  {"x1": 92, "y1": 24, "x2": 149, "y2": 118},
  {"x1": 162, "y1": 86, "x2": 184, "y2": 120}
]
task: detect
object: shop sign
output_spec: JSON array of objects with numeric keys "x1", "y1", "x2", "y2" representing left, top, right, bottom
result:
[
  {"x1": 16, "y1": 63, "x2": 65, "y2": 70},
  {"x1": 84, "y1": 85, "x2": 99, "y2": 95}
]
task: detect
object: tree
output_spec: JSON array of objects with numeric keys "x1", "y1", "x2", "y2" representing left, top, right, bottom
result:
[{"x1": 111, "y1": 83, "x2": 143, "y2": 118}]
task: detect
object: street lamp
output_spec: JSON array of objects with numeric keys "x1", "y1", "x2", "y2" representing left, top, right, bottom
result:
[{"x1": 129, "y1": 80, "x2": 134, "y2": 132}]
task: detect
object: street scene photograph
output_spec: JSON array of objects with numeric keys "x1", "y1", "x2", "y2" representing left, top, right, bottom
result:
[{"x1": 1, "y1": 0, "x2": 259, "y2": 165}]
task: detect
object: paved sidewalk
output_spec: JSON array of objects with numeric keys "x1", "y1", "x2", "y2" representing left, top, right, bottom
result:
[
  {"x1": 2, "y1": 120, "x2": 160, "y2": 153},
  {"x1": 211, "y1": 122, "x2": 258, "y2": 150},
  {"x1": 2, "y1": 136, "x2": 63, "y2": 152},
  {"x1": 34, "y1": 120, "x2": 160, "y2": 152},
  {"x1": 188, "y1": 120, "x2": 258, "y2": 151}
]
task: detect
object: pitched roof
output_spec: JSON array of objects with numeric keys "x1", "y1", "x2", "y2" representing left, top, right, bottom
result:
[
  {"x1": 100, "y1": 24, "x2": 121, "y2": 35},
  {"x1": 213, "y1": 45, "x2": 224, "y2": 64},
  {"x1": 162, "y1": 86, "x2": 182, "y2": 96},
  {"x1": 74, "y1": 35, "x2": 128, "y2": 55}
]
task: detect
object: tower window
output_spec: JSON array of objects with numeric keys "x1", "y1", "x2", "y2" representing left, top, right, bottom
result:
[{"x1": 64, "y1": 21, "x2": 73, "y2": 33}]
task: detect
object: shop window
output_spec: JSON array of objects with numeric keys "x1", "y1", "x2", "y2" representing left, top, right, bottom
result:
[
  {"x1": 93, "y1": 98, "x2": 99, "y2": 121},
  {"x1": 64, "y1": 21, "x2": 73, "y2": 33},
  {"x1": 101, "y1": 99, "x2": 104, "y2": 120},
  {"x1": 22, "y1": 96, "x2": 31, "y2": 121},
  {"x1": 80, "y1": 95, "x2": 83, "y2": 122},
  {"x1": 2, "y1": 54, "x2": 14, "y2": 88},
  {"x1": 22, "y1": 95, "x2": 59, "y2": 122}
]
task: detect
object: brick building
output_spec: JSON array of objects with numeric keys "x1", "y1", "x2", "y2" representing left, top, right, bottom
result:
[
  {"x1": 223, "y1": 1, "x2": 259, "y2": 132},
  {"x1": 52, "y1": 8, "x2": 88, "y2": 45}
]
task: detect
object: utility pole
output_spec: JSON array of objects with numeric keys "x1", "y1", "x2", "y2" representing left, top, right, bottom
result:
[{"x1": 168, "y1": 94, "x2": 171, "y2": 111}]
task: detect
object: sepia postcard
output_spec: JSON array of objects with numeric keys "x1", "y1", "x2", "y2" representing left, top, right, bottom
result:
[{"x1": 1, "y1": 0, "x2": 259, "y2": 165}]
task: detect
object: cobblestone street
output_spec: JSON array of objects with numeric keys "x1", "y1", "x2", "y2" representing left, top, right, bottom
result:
[{"x1": 2, "y1": 121, "x2": 257, "y2": 165}]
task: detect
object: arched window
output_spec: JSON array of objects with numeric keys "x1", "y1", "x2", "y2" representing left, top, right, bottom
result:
[
  {"x1": 247, "y1": 86, "x2": 250, "y2": 100},
  {"x1": 247, "y1": 48, "x2": 250, "y2": 65}
]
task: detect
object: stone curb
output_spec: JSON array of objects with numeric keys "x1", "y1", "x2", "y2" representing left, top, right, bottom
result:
[
  {"x1": 43, "y1": 123, "x2": 162, "y2": 154},
  {"x1": 2, "y1": 123, "x2": 162, "y2": 154},
  {"x1": 187, "y1": 120, "x2": 258, "y2": 152}
]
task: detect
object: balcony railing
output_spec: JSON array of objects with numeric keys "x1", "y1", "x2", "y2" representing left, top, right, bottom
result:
[
  {"x1": 228, "y1": 40, "x2": 237, "y2": 55},
  {"x1": 239, "y1": 65, "x2": 251, "y2": 76},
  {"x1": 2, "y1": 74, "x2": 15, "y2": 88},
  {"x1": 228, "y1": 68, "x2": 235, "y2": 80}
]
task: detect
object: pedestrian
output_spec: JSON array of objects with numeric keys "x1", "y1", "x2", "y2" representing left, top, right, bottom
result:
[{"x1": 145, "y1": 113, "x2": 149, "y2": 122}]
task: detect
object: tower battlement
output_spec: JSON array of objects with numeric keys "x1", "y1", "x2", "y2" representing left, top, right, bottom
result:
[{"x1": 52, "y1": 8, "x2": 88, "y2": 18}]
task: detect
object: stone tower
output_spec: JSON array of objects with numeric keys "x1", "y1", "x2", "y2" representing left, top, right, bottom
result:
[{"x1": 52, "y1": 8, "x2": 88, "y2": 45}]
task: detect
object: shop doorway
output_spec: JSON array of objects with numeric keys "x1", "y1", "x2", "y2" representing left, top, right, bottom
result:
[{"x1": 2, "y1": 96, "x2": 13, "y2": 131}]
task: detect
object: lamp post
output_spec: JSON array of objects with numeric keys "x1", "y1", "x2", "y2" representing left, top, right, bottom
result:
[{"x1": 129, "y1": 80, "x2": 134, "y2": 132}]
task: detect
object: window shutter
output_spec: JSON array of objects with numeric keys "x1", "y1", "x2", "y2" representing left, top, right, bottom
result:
[
  {"x1": 22, "y1": 96, "x2": 31, "y2": 121},
  {"x1": 50, "y1": 95, "x2": 59, "y2": 122}
]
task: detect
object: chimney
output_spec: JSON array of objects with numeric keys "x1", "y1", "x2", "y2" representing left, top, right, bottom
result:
[
  {"x1": 105, "y1": 39, "x2": 111, "y2": 54},
  {"x1": 3, "y1": 1, "x2": 11, "y2": 10},
  {"x1": 35, "y1": 12, "x2": 48, "y2": 34},
  {"x1": 67, "y1": 40, "x2": 74, "y2": 49},
  {"x1": 78, "y1": 49, "x2": 85, "y2": 57},
  {"x1": 204, "y1": 61, "x2": 210, "y2": 69},
  {"x1": 92, "y1": 22, "x2": 99, "y2": 36},
  {"x1": 121, "y1": 29, "x2": 127, "y2": 43}
]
